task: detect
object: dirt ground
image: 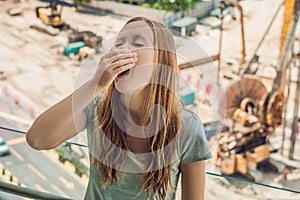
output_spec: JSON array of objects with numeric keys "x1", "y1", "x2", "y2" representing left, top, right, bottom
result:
[{"x1": 0, "y1": 0, "x2": 300, "y2": 199}]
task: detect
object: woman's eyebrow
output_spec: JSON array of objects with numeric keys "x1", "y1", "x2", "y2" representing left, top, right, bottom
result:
[
  {"x1": 133, "y1": 35, "x2": 147, "y2": 41},
  {"x1": 115, "y1": 37, "x2": 125, "y2": 42},
  {"x1": 115, "y1": 35, "x2": 145, "y2": 42}
]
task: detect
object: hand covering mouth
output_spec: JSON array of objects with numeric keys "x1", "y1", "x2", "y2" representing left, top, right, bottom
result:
[{"x1": 117, "y1": 69, "x2": 130, "y2": 78}]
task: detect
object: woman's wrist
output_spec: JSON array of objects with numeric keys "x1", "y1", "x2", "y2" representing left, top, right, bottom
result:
[{"x1": 89, "y1": 77, "x2": 106, "y2": 97}]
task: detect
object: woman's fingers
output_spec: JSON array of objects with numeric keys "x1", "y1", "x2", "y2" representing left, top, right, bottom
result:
[
  {"x1": 113, "y1": 62, "x2": 136, "y2": 74},
  {"x1": 115, "y1": 52, "x2": 137, "y2": 60},
  {"x1": 111, "y1": 57, "x2": 137, "y2": 70},
  {"x1": 105, "y1": 52, "x2": 137, "y2": 66}
]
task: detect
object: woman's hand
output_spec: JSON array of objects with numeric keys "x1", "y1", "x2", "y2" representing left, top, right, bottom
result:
[{"x1": 93, "y1": 48, "x2": 137, "y2": 92}]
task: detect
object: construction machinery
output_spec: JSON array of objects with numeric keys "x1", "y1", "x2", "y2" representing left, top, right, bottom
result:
[
  {"x1": 36, "y1": 0, "x2": 64, "y2": 28},
  {"x1": 215, "y1": 76, "x2": 275, "y2": 179},
  {"x1": 212, "y1": 0, "x2": 300, "y2": 180},
  {"x1": 217, "y1": 0, "x2": 246, "y2": 75}
]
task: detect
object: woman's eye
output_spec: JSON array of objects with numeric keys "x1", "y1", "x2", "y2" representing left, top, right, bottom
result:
[
  {"x1": 134, "y1": 43, "x2": 144, "y2": 47},
  {"x1": 115, "y1": 43, "x2": 123, "y2": 47}
]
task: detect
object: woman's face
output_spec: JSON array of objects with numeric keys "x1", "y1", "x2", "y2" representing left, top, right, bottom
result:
[{"x1": 113, "y1": 21, "x2": 155, "y2": 95}]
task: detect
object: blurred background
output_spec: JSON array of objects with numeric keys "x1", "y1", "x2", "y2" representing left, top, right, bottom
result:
[{"x1": 0, "y1": 0, "x2": 299, "y2": 199}]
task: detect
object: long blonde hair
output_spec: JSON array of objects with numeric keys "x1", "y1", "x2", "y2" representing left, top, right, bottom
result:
[{"x1": 95, "y1": 17, "x2": 181, "y2": 200}]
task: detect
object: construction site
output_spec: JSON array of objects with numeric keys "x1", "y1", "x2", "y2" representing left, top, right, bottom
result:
[{"x1": 0, "y1": 0, "x2": 300, "y2": 199}]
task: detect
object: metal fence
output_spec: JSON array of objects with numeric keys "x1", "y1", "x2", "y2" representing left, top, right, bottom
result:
[
  {"x1": 162, "y1": 0, "x2": 222, "y2": 28},
  {"x1": 0, "y1": 180, "x2": 70, "y2": 200}
]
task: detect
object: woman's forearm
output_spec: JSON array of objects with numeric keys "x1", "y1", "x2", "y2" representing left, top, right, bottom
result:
[
  {"x1": 26, "y1": 79, "x2": 103, "y2": 150},
  {"x1": 180, "y1": 161, "x2": 205, "y2": 200}
]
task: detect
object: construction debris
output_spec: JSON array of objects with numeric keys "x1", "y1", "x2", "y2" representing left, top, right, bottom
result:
[
  {"x1": 30, "y1": 22, "x2": 60, "y2": 36},
  {"x1": 212, "y1": 77, "x2": 283, "y2": 179},
  {"x1": 63, "y1": 41, "x2": 86, "y2": 56},
  {"x1": 7, "y1": 7, "x2": 23, "y2": 16},
  {"x1": 78, "y1": 46, "x2": 95, "y2": 60},
  {"x1": 68, "y1": 29, "x2": 103, "y2": 49}
]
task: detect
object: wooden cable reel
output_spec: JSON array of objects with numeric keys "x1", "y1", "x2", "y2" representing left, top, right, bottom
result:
[{"x1": 222, "y1": 77, "x2": 267, "y2": 121}]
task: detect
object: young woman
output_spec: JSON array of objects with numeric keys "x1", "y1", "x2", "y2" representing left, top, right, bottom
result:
[{"x1": 26, "y1": 17, "x2": 212, "y2": 200}]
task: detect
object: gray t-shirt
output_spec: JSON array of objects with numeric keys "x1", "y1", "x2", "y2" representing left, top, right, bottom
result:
[{"x1": 82, "y1": 97, "x2": 212, "y2": 200}]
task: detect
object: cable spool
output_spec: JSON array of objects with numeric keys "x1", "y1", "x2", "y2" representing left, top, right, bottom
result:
[
  {"x1": 233, "y1": 108, "x2": 258, "y2": 126},
  {"x1": 240, "y1": 98, "x2": 256, "y2": 113},
  {"x1": 220, "y1": 76, "x2": 267, "y2": 117},
  {"x1": 233, "y1": 108, "x2": 250, "y2": 125}
]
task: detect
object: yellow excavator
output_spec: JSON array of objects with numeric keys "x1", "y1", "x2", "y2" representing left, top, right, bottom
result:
[{"x1": 36, "y1": 0, "x2": 64, "y2": 28}]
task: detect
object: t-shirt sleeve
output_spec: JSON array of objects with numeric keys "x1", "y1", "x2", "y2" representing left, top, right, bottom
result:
[{"x1": 180, "y1": 114, "x2": 212, "y2": 164}]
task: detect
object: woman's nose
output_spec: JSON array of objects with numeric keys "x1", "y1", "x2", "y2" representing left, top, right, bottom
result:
[{"x1": 118, "y1": 44, "x2": 131, "y2": 50}]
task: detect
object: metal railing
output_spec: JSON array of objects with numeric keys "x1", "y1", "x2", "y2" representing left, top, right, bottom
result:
[
  {"x1": 0, "y1": 180, "x2": 70, "y2": 200},
  {"x1": 0, "y1": 125, "x2": 300, "y2": 199}
]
